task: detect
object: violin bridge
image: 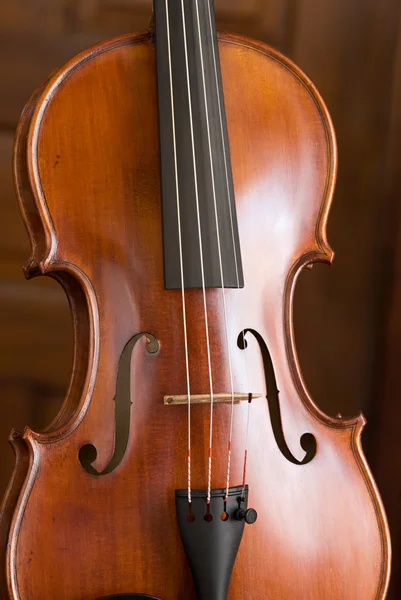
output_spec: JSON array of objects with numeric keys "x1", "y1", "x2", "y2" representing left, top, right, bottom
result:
[{"x1": 164, "y1": 393, "x2": 262, "y2": 406}]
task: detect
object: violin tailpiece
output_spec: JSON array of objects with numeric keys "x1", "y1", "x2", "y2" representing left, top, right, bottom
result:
[{"x1": 175, "y1": 486, "x2": 249, "y2": 600}]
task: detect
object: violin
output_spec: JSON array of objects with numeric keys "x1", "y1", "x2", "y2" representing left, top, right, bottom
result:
[{"x1": 0, "y1": 1, "x2": 391, "y2": 598}]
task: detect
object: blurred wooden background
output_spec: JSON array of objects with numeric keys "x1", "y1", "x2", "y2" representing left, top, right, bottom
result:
[{"x1": 1, "y1": 0, "x2": 401, "y2": 596}]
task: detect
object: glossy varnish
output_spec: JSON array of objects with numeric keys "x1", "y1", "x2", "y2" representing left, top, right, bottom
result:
[{"x1": 0, "y1": 28, "x2": 391, "y2": 600}]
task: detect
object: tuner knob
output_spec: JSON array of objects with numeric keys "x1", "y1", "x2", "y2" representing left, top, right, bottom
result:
[
  {"x1": 244, "y1": 508, "x2": 258, "y2": 524},
  {"x1": 234, "y1": 507, "x2": 258, "y2": 525}
]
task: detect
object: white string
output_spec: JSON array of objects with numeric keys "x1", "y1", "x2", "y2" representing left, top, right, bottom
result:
[
  {"x1": 205, "y1": 0, "x2": 251, "y2": 498},
  {"x1": 165, "y1": 0, "x2": 192, "y2": 504},
  {"x1": 194, "y1": 0, "x2": 236, "y2": 506},
  {"x1": 180, "y1": 0, "x2": 215, "y2": 505},
  {"x1": 241, "y1": 391, "x2": 252, "y2": 497}
]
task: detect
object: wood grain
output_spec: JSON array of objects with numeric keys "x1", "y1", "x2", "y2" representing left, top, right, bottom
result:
[{"x1": 0, "y1": 30, "x2": 390, "y2": 599}]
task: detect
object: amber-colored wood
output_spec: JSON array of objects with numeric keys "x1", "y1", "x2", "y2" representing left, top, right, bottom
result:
[{"x1": 0, "y1": 27, "x2": 391, "y2": 600}]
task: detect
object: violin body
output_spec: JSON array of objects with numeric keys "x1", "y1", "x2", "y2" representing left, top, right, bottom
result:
[{"x1": 0, "y1": 24, "x2": 390, "y2": 600}]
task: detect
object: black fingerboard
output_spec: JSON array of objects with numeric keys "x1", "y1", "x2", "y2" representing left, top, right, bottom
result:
[{"x1": 154, "y1": 0, "x2": 244, "y2": 289}]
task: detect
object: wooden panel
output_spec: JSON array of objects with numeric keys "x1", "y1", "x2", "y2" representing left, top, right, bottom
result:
[
  {"x1": 0, "y1": 1, "x2": 291, "y2": 128},
  {"x1": 292, "y1": 0, "x2": 401, "y2": 418},
  {"x1": 0, "y1": 130, "x2": 73, "y2": 388},
  {"x1": 0, "y1": 31, "x2": 103, "y2": 127},
  {"x1": 0, "y1": 383, "x2": 32, "y2": 502},
  {"x1": 0, "y1": 134, "x2": 29, "y2": 254},
  {"x1": 0, "y1": 381, "x2": 63, "y2": 498},
  {"x1": 366, "y1": 8, "x2": 401, "y2": 599},
  {"x1": 0, "y1": 0, "x2": 66, "y2": 34},
  {"x1": 0, "y1": 259, "x2": 72, "y2": 386},
  {"x1": 79, "y1": 0, "x2": 261, "y2": 23},
  {"x1": 67, "y1": 0, "x2": 152, "y2": 35}
]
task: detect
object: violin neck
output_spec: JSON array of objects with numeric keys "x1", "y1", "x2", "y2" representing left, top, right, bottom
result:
[{"x1": 153, "y1": 0, "x2": 244, "y2": 290}]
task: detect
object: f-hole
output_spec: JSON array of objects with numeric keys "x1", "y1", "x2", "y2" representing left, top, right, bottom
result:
[
  {"x1": 238, "y1": 329, "x2": 316, "y2": 465},
  {"x1": 79, "y1": 333, "x2": 159, "y2": 476}
]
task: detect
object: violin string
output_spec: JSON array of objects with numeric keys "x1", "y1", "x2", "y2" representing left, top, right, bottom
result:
[
  {"x1": 205, "y1": 0, "x2": 251, "y2": 499},
  {"x1": 194, "y1": 0, "x2": 236, "y2": 506},
  {"x1": 165, "y1": 0, "x2": 192, "y2": 505},
  {"x1": 180, "y1": 0, "x2": 216, "y2": 505},
  {"x1": 241, "y1": 391, "x2": 252, "y2": 497}
]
